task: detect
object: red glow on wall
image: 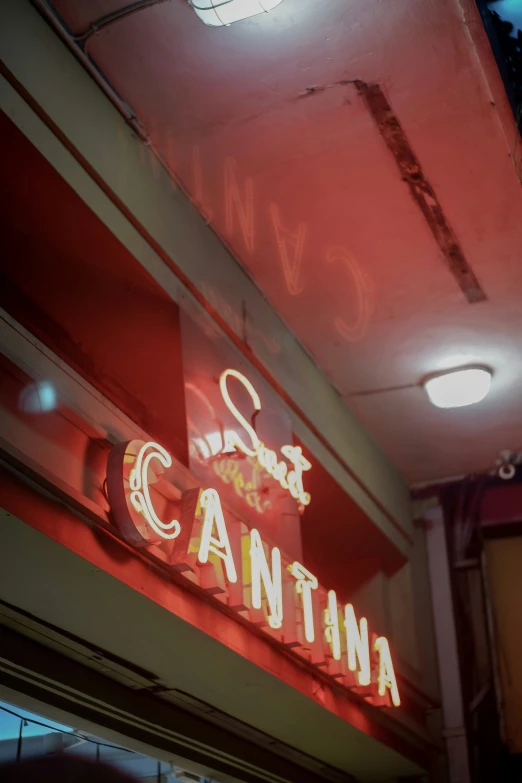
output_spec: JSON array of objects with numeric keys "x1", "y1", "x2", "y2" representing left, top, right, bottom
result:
[{"x1": 0, "y1": 110, "x2": 189, "y2": 467}]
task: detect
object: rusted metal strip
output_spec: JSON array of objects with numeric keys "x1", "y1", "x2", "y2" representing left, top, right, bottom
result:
[{"x1": 355, "y1": 81, "x2": 487, "y2": 304}]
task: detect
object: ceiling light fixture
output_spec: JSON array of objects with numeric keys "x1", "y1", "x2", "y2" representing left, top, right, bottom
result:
[
  {"x1": 189, "y1": 0, "x2": 284, "y2": 27},
  {"x1": 423, "y1": 366, "x2": 492, "y2": 409}
]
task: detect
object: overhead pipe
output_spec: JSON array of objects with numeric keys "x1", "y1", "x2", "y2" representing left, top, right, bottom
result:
[
  {"x1": 71, "y1": 0, "x2": 172, "y2": 45},
  {"x1": 30, "y1": 0, "x2": 149, "y2": 140}
]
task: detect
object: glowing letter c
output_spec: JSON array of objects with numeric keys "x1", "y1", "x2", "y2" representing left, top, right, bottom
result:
[{"x1": 129, "y1": 442, "x2": 181, "y2": 541}]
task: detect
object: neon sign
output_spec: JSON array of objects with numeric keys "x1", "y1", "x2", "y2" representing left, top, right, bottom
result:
[
  {"x1": 197, "y1": 487, "x2": 238, "y2": 583},
  {"x1": 250, "y1": 528, "x2": 283, "y2": 630},
  {"x1": 129, "y1": 442, "x2": 181, "y2": 541},
  {"x1": 290, "y1": 562, "x2": 318, "y2": 644},
  {"x1": 107, "y1": 439, "x2": 401, "y2": 708},
  {"x1": 219, "y1": 369, "x2": 311, "y2": 508}
]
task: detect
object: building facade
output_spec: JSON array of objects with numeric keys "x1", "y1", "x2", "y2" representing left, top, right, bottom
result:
[{"x1": 2, "y1": 0, "x2": 521, "y2": 781}]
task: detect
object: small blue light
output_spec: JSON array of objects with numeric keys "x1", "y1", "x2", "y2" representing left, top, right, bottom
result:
[
  {"x1": 19, "y1": 380, "x2": 58, "y2": 414},
  {"x1": 38, "y1": 381, "x2": 57, "y2": 411}
]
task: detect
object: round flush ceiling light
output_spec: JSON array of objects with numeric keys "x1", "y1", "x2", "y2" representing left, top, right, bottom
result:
[
  {"x1": 189, "y1": 0, "x2": 284, "y2": 27},
  {"x1": 424, "y1": 367, "x2": 492, "y2": 409}
]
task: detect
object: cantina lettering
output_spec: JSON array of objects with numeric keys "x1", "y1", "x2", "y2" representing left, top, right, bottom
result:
[{"x1": 107, "y1": 435, "x2": 401, "y2": 708}]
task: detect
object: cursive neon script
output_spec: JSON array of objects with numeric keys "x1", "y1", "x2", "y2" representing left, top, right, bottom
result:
[{"x1": 219, "y1": 369, "x2": 311, "y2": 508}]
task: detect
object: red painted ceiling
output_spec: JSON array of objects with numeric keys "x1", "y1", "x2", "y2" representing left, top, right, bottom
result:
[{"x1": 45, "y1": 0, "x2": 522, "y2": 484}]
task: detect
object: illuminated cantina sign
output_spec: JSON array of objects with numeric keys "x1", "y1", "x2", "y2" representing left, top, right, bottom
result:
[{"x1": 106, "y1": 374, "x2": 400, "y2": 709}]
